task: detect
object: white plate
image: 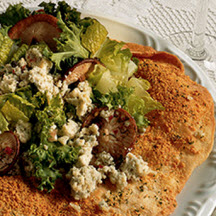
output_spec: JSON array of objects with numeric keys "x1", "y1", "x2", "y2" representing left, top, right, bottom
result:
[
  {"x1": 81, "y1": 10, "x2": 216, "y2": 216},
  {"x1": 1, "y1": 7, "x2": 216, "y2": 216}
]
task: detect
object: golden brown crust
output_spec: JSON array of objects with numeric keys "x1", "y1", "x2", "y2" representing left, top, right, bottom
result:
[{"x1": 0, "y1": 44, "x2": 214, "y2": 216}]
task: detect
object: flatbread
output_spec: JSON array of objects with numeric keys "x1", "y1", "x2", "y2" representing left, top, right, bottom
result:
[{"x1": 0, "y1": 44, "x2": 214, "y2": 216}]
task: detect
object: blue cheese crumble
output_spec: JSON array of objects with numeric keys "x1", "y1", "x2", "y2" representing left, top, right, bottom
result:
[
  {"x1": 67, "y1": 165, "x2": 102, "y2": 200},
  {"x1": 65, "y1": 80, "x2": 93, "y2": 118}
]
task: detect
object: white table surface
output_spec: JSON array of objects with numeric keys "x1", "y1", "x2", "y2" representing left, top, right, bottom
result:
[{"x1": 0, "y1": 0, "x2": 216, "y2": 215}]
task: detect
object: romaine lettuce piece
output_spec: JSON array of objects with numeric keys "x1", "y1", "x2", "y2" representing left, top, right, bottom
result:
[
  {"x1": 0, "y1": 94, "x2": 12, "y2": 109},
  {"x1": 126, "y1": 77, "x2": 164, "y2": 116},
  {"x1": 88, "y1": 64, "x2": 117, "y2": 94},
  {"x1": 95, "y1": 38, "x2": 137, "y2": 84},
  {"x1": 8, "y1": 94, "x2": 35, "y2": 118},
  {"x1": 10, "y1": 44, "x2": 29, "y2": 63},
  {"x1": 0, "y1": 112, "x2": 9, "y2": 132},
  {"x1": 1, "y1": 100, "x2": 29, "y2": 122},
  {"x1": 0, "y1": 27, "x2": 14, "y2": 65},
  {"x1": 81, "y1": 19, "x2": 108, "y2": 55}
]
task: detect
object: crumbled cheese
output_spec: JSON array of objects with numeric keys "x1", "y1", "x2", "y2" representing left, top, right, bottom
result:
[
  {"x1": 75, "y1": 124, "x2": 99, "y2": 167},
  {"x1": 107, "y1": 166, "x2": 128, "y2": 190},
  {"x1": 65, "y1": 81, "x2": 93, "y2": 118},
  {"x1": 68, "y1": 165, "x2": 102, "y2": 200},
  {"x1": 95, "y1": 151, "x2": 115, "y2": 166},
  {"x1": 60, "y1": 119, "x2": 80, "y2": 139},
  {"x1": 15, "y1": 120, "x2": 32, "y2": 143},
  {"x1": 0, "y1": 73, "x2": 18, "y2": 93},
  {"x1": 79, "y1": 124, "x2": 100, "y2": 137},
  {"x1": 28, "y1": 66, "x2": 55, "y2": 96},
  {"x1": 120, "y1": 153, "x2": 152, "y2": 181},
  {"x1": 18, "y1": 70, "x2": 30, "y2": 87},
  {"x1": 18, "y1": 58, "x2": 27, "y2": 68},
  {"x1": 60, "y1": 80, "x2": 69, "y2": 96},
  {"x1": 26, "y1": 48, "x2": 58, "y2": 98},
  {"x1": 26, "y1": 48, "x2": 53, "y2": 70},
  {"x1": 58, "y1": 136, "x2": 69, "y2": 145}
]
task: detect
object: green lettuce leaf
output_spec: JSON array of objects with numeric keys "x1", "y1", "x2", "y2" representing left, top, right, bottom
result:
[
  {"x1": 126, "y1": 77, "x2": 164, "y2": 116},
  {"x1": 0, "y1": 3, "x2": 31, "y2": 26},
  {"x1": 91, "y1": 85, "x2": 134, "y2": 110},
  {"x1": 8, "y1": 94, "x2": 35, "y2": 118},
  {"x1": 1, "y1": 100, "x2": 29, "y2": 122},
  {"x1": 49, "y1": 12, "x2": 89, "y2": 70},
  {"x1": 39, "y1": 1, "x2": 93, "y2": 31},
  {"x1": 0, "y1": 112, "x2": 9, "y2": 132},
  {"x1": 81, "y1": 19, "x2": 108, "y2": 55},
  {"x1": 27, "y1": 142, "x2": 79, "y2": 192},
  {"x1": 95, "y1": 38, "x2": 137, "y2": 84},
  {"x1": 88, "y1": 64, "x2": 117, "y2": 94},
  {"x1": 10, "y1": 44, "x2": 29, "y2": 63},
  {"x1": 0, "y1": 26, "x2": 14, "y2": 65}
]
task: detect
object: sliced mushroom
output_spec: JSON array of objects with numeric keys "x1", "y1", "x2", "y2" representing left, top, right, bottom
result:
[
  {"x1": 83, "y1": 108, "x2": 137, "y2": 161},
  {"x1": 0, "y1": 131, "x2": 20, "y2": 175},
  {"x1": 63, "y1": 58, "x2": 101, "y2": 85},
  {"x1": 8, "y1": 14, "x2": 61, "y2": 51}
]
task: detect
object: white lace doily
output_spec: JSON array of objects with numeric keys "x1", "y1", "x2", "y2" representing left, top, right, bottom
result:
[{"x1": 0, "y1": 0, "x2": 216, "y2": 88}]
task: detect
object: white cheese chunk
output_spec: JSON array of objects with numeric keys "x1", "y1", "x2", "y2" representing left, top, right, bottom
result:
[
  {"x1": 0, "y1": 73, "x2": 18, "y2": 93},
  {"x1": 69, "y1": 203, "x2": 81, "y2": 212},
  {"x1": 15, "y1": 120, "x2": 32, "y2": 143},
  {"x1": 68, "y1": 165, "x2": 102, "y2": 200},
  {"x1": 58, "y1": 136, "x2": 69, "y2": 145},
  {"x1": 65, "y1": 81, "x2": 93, "y2": 118},
  {"x1": 75, "y1": 124, "x2": 99, "y2": 167},
  {"x1": 95, "y1": 151, "x2": 115, "y2": 166},
  {"x1": 28, "y1": 66, "x2": 56, "y2": 96},
  {"x1": 121, "y1": 153, "x2": 152, "y2": 181},
  {"x1": 60, "y1": 119, "x2": 80, "y2": 139}
]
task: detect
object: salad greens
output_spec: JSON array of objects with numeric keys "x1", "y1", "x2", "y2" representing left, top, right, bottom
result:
[
  {"x1": 0, "y1": 3, "x2": 31, "y2": 26},
  {"x1": 81, "y1": 19, "x2": 108, "y2": 55},
  {"x1": 95, "y1": 38, "x2": 137, "y2": 84},
  {"x1": 27, "y1": 143, "x2": 80, "y2": 192},
  {"x1": 92, "y1": 85, "x2": 134, "y2": 110},
  {"x1": 0, "y1": 1, "x2": 164, "y2": 191},
  {"x1": 0, "y1": 27, "x2": 14, "y2": 64},
  {"x1": 51, "y1": 12, "x2": 89, "y2": 69}
]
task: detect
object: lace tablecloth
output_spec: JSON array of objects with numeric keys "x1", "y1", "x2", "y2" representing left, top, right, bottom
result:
[{"x1": 0, "y1": 0, "x2": 216, "y2": 89}]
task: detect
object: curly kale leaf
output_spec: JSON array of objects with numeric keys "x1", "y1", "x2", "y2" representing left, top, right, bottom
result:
[
  {"x1": 48, "y1": 12, "x2": 89, "y2": 70},
  {"x1": 91, "y1": 85, "x2": 134, "y2": 110},
  {"x1": 0, "y1": 3, "x2": 31, "y2": 26},
  {"x1": 27, "y1": 143, "x2": 79, "y2": 192},
  {"x1": 38, "y1": 1, "x2": 92, "y2": 29}
]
